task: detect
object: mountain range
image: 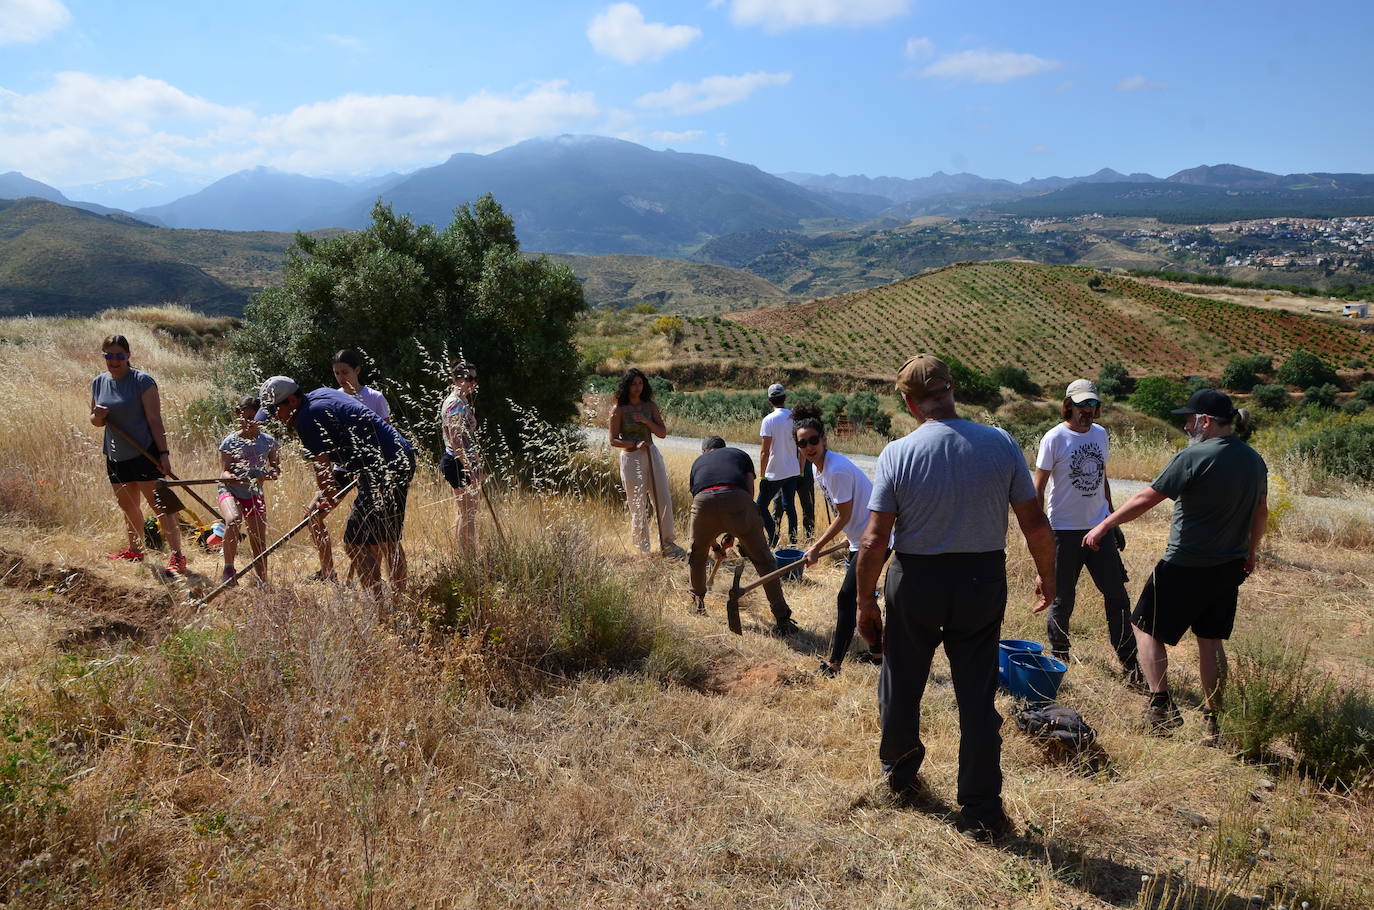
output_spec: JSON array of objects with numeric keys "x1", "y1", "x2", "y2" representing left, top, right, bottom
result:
[{"x1": 5, "y1": 140, "x2": 1374, "y2": 256}]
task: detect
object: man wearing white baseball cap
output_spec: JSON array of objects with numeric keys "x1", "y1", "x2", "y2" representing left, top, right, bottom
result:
[
  {"x1": 756, "y1": 382, "x2": 801, "y2": 547},
  {"x1": 1034, "y1": 379, "x2": 1141, "y2": 685}
]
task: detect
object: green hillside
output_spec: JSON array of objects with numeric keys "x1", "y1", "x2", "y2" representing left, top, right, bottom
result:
[
  {"x1": 547, "y1": 253, "x2": 788, "y2": 314},
  {"x1": 703, "y1": 261, "x2": 1374, "y2": 382},
  {"x1": 0, "y1": 199, "x2": 299, "y2": 315}
]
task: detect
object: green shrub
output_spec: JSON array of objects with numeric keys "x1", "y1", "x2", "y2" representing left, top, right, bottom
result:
[
  {"x1": 1220, "y1": 357, "x2": 1260, "y2": 392},
  {"x1": 988, "y1": 364, "x2": 1039, "y2": 395},
  {"x1": 631, "y1": 302, "x2": 659, "y2": 315},
  {"x1": 944, "y1": 356, "x2": 1000, "y2": 407},
  {"x1": 1097, "y1": 361, "x2": 1131, "y2": 400},
  {"x1": 182, "y1": 393, "x2": 235, "y2": 443},
  {"x1": 1289, "y1": 682, "x2": 1374, "y2": 788},
  {"x1": 1347, "y1": 357, "x2": 1366, "y2": 369},
  {"x1": 1276, "y1": 350, "x2": 1338, "y2": 389},
  {"x1": 1340, "y1": 398, "x2": 1368, "y2": 416},
  {"x1": 1251, "y1": 383, "x2": 1289, "y2": 410},
  {"x1": 1355, "y1": 380, "x2": 1374, "y2": 403},
  {"x1": 1302, "y1": 383, "x2": 1340, "y2": 409},
  {"x1": 1242, "y1": 354, "x2": 1275, "y2": 376},
  {"x1": 1220, "y1": 640, "x2": 1311, "y2": 760},
  {"x1": 1186, "y1": 375, "x2": 1212, "y2": 393},
  {"x1": 1128, "y1": 376, "x2": 1191, "y2": 421},
  {"x1": 1289, "y1": 422, "x2": 1374, "y2": 484}
]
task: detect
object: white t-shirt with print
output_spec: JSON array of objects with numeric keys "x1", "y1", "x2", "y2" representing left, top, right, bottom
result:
[
  {"x1": 1035, "y1": 422, "x2": 1111, "y2": 530},
  {"x1": 814, "y1": 450, "x2": 874, "y2": 550},
  {"x1": 759, "y1": 407, "x2": 799, "y2": 480}
]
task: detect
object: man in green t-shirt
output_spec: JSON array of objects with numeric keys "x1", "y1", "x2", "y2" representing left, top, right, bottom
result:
[{"x1": 1083, "y1": 390, "x2": 1268, "y2": 740}]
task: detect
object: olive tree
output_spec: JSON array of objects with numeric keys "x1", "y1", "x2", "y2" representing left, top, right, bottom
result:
[{"x1": 230, "y1": 196, "x2": 586, "y2": 460}]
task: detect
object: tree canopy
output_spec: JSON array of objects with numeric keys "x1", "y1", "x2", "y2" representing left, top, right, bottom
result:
[{"x1": 230, "y1": 196, "x2": 587, "y2": 460}]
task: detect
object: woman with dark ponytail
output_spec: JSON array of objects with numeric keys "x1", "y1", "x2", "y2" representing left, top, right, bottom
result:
[{"x1": 793, "y1": 403, "x2": 887, "y2": 676}]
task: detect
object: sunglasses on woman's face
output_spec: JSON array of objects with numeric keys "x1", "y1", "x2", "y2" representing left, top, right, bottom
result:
[
  {"x1": 797, "y1": 435, "x2": 822, "y2": 448},
  {"x1": 1073, "y1": 399, "x2": 1100, "y2": 409},
  {"x1": 103, "y1": 351, "x2": 128, "y2": 361}
]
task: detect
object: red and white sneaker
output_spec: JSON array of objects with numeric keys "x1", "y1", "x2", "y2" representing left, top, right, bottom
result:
[
  {"x1": 166, "y1": 552, "x2": 187, "y2": 575},
  {"x1": 107, "y1": 548, "x2": 145, "y2": 562}
]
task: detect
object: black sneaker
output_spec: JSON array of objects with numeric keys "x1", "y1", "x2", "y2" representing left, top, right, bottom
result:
[
  {"x1": 959, "y1": 808, "x2": 1016, "y2": 842},
  {"x1": 1144, "y1": 699, "x2": 1184, "y2": 735},
  {"x1": 772, "y1": 617, "x2": 801, "y2": 637},
  {"x1": 690, "y1": 595, "x2": 706, "y2": 616},
  {"x1": 854, "y1": 649, "x2": 883, "y2": 666},
  {"x1": 816, "y1": 660, "x2": 839, "y2": 679}
]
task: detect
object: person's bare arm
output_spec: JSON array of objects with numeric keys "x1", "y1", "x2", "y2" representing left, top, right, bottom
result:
[
  {"x1": 1084, "y1": 486, "x2": 1166, "y2": 550},
  {"x1": 1245, "y1": 491, "x2": 1269, "y2": 575},
  {"x1": 309, "y1": 454, "x2": 340, "y2": 512},
  {"x1": 1103, "y1": 477, "x2": 1115, "y2": 512},
  {"x1": 1033, "y1": 467, "x2": 1051, "y2": 513},
  {"x1": 1011, "y1": 498, "x2": 1056, "y2": 613},
  {"x1": 645, "y1": 402, "x2": 668, "y2": 439},
  {"x1": 140, "y1": 383, "x2": 173, "y2": 476},
  {"x1": 804, "y1": 498, "x2": 852, "y2": 564},
  {"x1": 609, "y1": 407, "x2": 636, "y2": 450},
  {"x1": 90, "y1": 393, "x2": 107, "y2": 427},
  {"x1": 758, "y1": 436, "x2": 772, "y2": 477},
  {"x1": 855, "y1": 510, "x2": 896, "y2": 647}
]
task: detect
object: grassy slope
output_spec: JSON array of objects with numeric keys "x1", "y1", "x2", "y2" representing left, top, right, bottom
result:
[
  {"x1": 721, "y1": 261, "x2": 1374, "y2": 384},
  {"x1": 0, "y1": 310, "x2": 1370, "y2": 907},
  {"x1": 546, "y1": 252, "x2": 789, "y2": 314}
]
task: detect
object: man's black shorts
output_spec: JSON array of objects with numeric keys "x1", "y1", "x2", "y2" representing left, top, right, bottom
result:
[
  {"x1": 344, "y1": 453, "x2": 415, "y2": 546},
  {"x1": 440, "y1": 451, "x2": 473, "y2": 489},
  {"x1": 106, "y1": 456, "x2": 161, "y2": 484},
  {"x1": 1131, "y1": 559, "x2": 1248, "y2": 646}
]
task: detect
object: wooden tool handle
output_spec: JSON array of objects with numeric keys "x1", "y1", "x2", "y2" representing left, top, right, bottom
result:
[{"x1": 738, "y1": 542, "x2": 849, "y2": 595}]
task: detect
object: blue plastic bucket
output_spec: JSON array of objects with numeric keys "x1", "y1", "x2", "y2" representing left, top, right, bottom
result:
[
  {"x1": 773, "y1": 548, "x2": 806, "y2": 581},
  {"x1": 998, "y1": 639, "x2": 1042, "y2": 689},
  {"x1": 1008, "y1": 652, "x2": 1068, "y2": 705}
]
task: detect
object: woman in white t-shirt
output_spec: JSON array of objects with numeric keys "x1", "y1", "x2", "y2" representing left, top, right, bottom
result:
[
  {"x1": 332, "y1": 349, "x2": 391, "y2": 420},
  {"x1": 793, "y1": 404, "x2": 885, "y2": 677},
  {"x1": 1033, "y1": 379, "x2": 1140, "y2": 683}
]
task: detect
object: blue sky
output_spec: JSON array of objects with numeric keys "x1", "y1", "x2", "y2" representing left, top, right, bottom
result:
[{"x1": 2, "y1": 0, "x2": 1371, "y2": 206}]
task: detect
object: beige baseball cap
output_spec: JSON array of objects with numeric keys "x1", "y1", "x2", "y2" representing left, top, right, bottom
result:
[
  {"x1": 896, "y1": 354, "x2": 953, "y2": 400},
  {"x1": 1065, "y1": 379, "x2": 1100, "y2": 404}
]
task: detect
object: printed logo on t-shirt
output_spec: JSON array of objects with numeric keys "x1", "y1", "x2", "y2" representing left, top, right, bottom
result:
[{"x1": 1069, "y1": 442, "x2": 1105, "y2": 494}]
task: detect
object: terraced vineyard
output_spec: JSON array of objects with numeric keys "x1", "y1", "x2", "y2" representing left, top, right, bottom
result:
[{"x1": 716, "y1": 261, "x2": 1374, "y2": 381}]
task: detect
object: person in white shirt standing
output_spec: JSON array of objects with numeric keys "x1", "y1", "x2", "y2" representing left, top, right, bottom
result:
[
  {"x1": 793, "y1": 404, "x2": 886, "y2": 677},
  {"x1": 756, "y1": 383, "x2": 801, "y2": 547},
  {"x1": 1033, "y1": 379, "x2": 1141, "y2": 685}
]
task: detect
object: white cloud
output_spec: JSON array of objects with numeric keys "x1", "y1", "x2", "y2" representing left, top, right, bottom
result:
[
  {"x1": 650, "y1": 129, "x2": 704, "y2": 144},
  {"x1": 588, "y1": 3, "x2": 700, "y2": 64},
  {"x1": 904, "y1": 36, "x2": 933, "y2": 59},
  {"x1": 0, "y1": 0, "x2": 71, "y2": 44},
  {"x1": 0, "y1": 72, "x2": 601, "y2": 185},
  {"x1": 1115, "y1": 74, "x2": 1167, "y2": 92},
  {"x1": 920, "y1": 49, "x2": 1061, "y2": 84},
  {"x1": 636, "y1": 71, "x2": 791, "y2": 114},
  {"x1": 725, "y1": 0, "x2": 908, "y2": 31}
]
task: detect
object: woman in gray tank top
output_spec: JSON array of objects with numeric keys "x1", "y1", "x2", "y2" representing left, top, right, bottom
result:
[{"x1": 89, "y1": 333, "x2": 186, "y2": 573}]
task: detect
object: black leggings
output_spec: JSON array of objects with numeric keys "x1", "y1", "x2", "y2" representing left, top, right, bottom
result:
[{"x1": 831, "y1": 548, "x2": 890, "y2": 665}]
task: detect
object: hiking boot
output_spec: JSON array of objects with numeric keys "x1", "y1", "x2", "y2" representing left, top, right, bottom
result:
[
  {"x1": 1201, "y1": 709, "x2": 1221, "y2": 746},
  {"x1": 772, "y1": 616, "x2": 801, "y2": 637},
  {"x1": 661, "y1": 543, "x2": 687, "y2": 561},
  {"x1": 166, "y1": 552, "x2": 187, "y2": 575},
  {"x1": 816, "y1": 660, "x2": 839, "y2": 679},
  {"x1": 959, "y1": 808, "x2": 1016, "y2": 843},
  {"x1": 220, "y1": 566, "x2": 239, "y2": 588},
  {"x1": 1143, "y1": 699, "x2": 1184, "y2": 735},
  {"x1": 690, "y1": 594, "x2": 706, "y2": 616},
  {"x1": 107, "y1": 547, "x2": 145, "y2": 562},
  {"x1": 854, "y1": 648, "x2": 883, "y2": 666},
  {"x1": 1051, "y1": 647, "x2": 1070, "y2": 663}
]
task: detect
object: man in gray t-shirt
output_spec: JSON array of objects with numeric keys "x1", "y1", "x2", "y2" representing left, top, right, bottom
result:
[
  {"x1": 855, "y1": 354, "x2": 1055, "y2": 840},
  {"x1": 1084, "y1": 389, "x2": 1268, "y2": 740}
]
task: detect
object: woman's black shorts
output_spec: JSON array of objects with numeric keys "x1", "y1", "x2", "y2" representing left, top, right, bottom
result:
[
  {"x1": 440, "y1": 452, "x2": 474, "y2": 489},
  {"x1": 1131, "y1": 559, "x2": 1248, "y2": 646},
  {"x1": 106, "y1": 456, "x2": 161, "y2": 484}
]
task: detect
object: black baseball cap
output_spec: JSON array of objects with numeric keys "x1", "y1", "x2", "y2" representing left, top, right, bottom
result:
[{"x1": 1171, "y1": 388, "x2": 1235, "y2": 420}]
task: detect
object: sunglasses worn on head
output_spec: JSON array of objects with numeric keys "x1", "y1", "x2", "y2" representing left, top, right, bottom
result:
[
  {"x1": 798, "y1": 435, "x2": 822, "y2": 447},
  {"x1": 103, "y1": 352, "x2": 128, "y2": 361},
  {"x1": 1073, "y1": 399, "x2": 1100, "y2": 409}
]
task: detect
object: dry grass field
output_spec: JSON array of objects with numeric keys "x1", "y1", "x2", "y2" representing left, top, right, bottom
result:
[{"x1": 0, "y1": 311, "x2": 1370, "y2": 908}]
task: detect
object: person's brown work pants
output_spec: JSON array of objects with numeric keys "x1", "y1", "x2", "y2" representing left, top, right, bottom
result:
[{"x1": 688, "y1": 487, "x2": 790, "y2": 621}]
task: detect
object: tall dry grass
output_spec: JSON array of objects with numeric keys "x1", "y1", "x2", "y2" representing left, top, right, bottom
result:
[{"x1": 0, "y1": 310, "x2": 1371, "y2": 908}]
